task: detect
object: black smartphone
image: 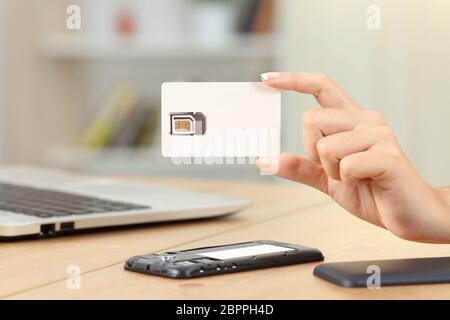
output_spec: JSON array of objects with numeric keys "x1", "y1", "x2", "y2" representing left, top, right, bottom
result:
[
  {"x1": 124, "y1": 240, "x2": 324, "y2": 279},
  {"x1": 314, "y1": 257, "x2": 450, "y2": 287}
]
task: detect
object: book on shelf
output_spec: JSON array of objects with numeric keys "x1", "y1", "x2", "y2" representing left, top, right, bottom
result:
[
  {"x1": 237, "y1": 0, "x2": 275, "y2": 34},
  {"x1": 81, "y1": 85, "x2": 159, "y2": 149},
  {"x1": 109, "y1": 104, "x2": 159, "y2": 147}
]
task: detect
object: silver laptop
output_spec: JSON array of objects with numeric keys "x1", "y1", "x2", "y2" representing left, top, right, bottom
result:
[{"x1": 0, "y1": 166, "x2": 250, "y2": 239}]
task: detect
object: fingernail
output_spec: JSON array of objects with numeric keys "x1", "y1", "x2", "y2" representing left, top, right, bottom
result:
[{"x1": 260, "y1": 72, "x2": 282, "y2": 81}]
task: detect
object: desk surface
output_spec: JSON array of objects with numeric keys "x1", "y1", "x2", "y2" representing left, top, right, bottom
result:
[{"x1": 1, "y1": 177, "x2": 450, "y2": 300}]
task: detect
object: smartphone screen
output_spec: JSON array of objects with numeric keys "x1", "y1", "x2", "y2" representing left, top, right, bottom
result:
[{"x1": 197, "y1": 244, "x2": 295, "y2": 260}]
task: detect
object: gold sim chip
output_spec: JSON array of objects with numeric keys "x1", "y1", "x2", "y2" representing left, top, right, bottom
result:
[
  {"x1": 175, "y1": 120, "x2": 192, "y2": 132},
  {"x1": 170, "y1": 112, "x2": 207, "y2": 136}
]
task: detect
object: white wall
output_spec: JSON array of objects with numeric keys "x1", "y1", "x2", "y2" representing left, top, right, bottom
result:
[
  {"x1": 278, "y1": 0, "x2": 450, "y2": 186},
  {"x1": 0, "y1": 0, "x2": 7, "y2": 162}
]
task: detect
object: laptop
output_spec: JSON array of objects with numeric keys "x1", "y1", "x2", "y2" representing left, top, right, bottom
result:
[{"x1": 0, "y1": 166, "x2": 251, "y2": 240}]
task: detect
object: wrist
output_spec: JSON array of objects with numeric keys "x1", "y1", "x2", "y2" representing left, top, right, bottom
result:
[
  {"x1": 435, "y1": 186, "x2": 450, "y2": 209},
  {"x1": 404, "y1": 184, "x2": 450, "y2": 243}
]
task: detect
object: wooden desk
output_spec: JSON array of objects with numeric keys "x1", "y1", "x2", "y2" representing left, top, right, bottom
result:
[{"x1": 1, "y1": 177, "x2": 450, "y2": 299}]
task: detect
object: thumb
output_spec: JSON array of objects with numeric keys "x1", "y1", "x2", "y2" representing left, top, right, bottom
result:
[{"x1": 257, "y1": 153, "x2": 328, "y2": 193}]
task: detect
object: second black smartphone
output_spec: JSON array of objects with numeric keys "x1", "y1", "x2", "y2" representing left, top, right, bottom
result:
[{"x1": 314, "y1": 257, "x2": 450, "y2": 287}]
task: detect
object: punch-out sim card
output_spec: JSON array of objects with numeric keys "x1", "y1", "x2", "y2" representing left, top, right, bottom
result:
[
  {"x1": 161, "y1": 82, "x2": 281, "y2": 158},
  {"x1": 170, "y1": 112, "x2": 206, "y2": 136}
]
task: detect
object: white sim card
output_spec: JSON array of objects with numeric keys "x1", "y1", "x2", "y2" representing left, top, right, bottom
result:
[{"x1": 161, "y1": 82, "x2": 281, "y2": 158}]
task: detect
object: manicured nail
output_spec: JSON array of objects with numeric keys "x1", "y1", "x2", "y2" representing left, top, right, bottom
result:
[{"x1": 260, "y1": 72, "x2": 282, "y2": 81}]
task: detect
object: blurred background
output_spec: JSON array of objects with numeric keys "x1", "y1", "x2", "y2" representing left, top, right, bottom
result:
[{"x1": 0, "y1": 0, "x2": 449, "y2": 185}]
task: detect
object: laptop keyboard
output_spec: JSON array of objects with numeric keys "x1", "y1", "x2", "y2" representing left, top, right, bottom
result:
[{"x1": 0, "y1": 182, "x2": 150, "y2": 218}]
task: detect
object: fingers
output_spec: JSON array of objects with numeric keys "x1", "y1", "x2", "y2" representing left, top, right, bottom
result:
[
  {"x1": 261, "y1": 72, "x2": 361, "y2": 110},
  {"x1": 257, "y1": 153, "x2": 328, "y2": 193},
  {"x1": 256, "y1": 127, "x2": 401, "y2": 192},
  {"x1": 316, "y1": 126, "x2": 398, "y2": 182},
  {"x1": 258, "y1": 71, "x2": 400, "y2": 190},
  {"x1": 339, "y1": 150, "x2": 394, "y2": 188},
  {"x1": 302, "y1": 108, "x2": 385, "y2": 162}
]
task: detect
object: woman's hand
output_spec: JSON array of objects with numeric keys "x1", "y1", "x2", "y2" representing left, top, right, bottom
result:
[{"x1": 258, "y1": 72, "x2": 450, "y2": 243}]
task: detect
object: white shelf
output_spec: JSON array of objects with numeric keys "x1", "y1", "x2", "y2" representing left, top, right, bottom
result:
[
  {"x1": 41, "y1": 34, "x2": 276, "y2": 61},
  {"x1": 44, "y1": 146, "x2": 270, "y2": 181}
]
